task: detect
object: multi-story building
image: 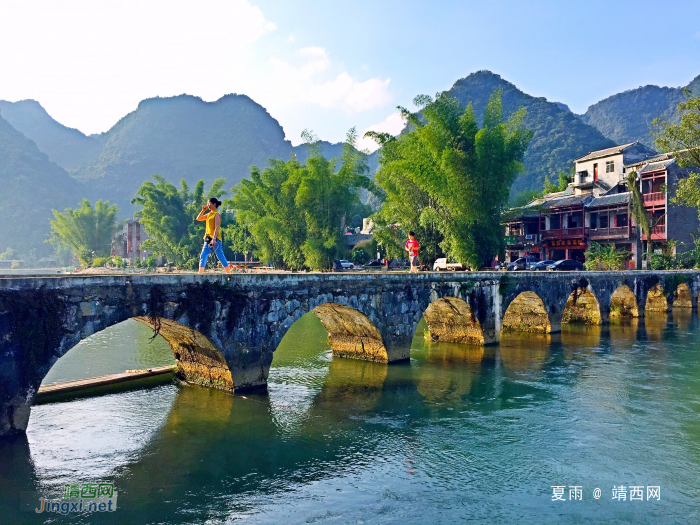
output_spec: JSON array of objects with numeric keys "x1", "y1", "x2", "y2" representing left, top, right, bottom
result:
[
  {"x1": 113, "y1": 219, "x2": 150, "y2": 263},
  {"x1": 505, "y1": 142, "x2": 698, "y2": 268}
]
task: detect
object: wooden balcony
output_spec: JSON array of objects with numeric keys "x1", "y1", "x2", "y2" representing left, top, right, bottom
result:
[
  {"x1": 541, "y1": 227, "x2": 588, "y2": 240},
  {"x1": 588, "y1": 226, "x2": 632, "y2": 240},
  {"x1": 642, "y1": 192, "x2": 665, "y2": 205},
  {"x1": 642, "y1": 224, "x2": 666, "y2": 241}
]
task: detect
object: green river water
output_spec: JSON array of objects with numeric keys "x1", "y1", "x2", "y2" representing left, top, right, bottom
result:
[{"x1": 1, "y1": 311, "x2": 700, "y2": 523}]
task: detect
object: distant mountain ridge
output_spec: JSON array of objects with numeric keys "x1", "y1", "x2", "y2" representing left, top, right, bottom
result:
[
  {"x1": 72, "y1": 94, "x2": 296, "y2": 212},
  {"x1": 292, "y1": 140, "x2": 379, "y2": 174},
  {"x1": 443, "y1": 71, "x2": 616, "y2": 194},
  {"x1": 580, "y1": 74, "x2": 700, "y2": 148},
  {"x1": 0, "y1": 99, "x2": 104, "y2": 172},
  {"x1": 0, "y1": 113, "x2": 82, "y2": 254}
]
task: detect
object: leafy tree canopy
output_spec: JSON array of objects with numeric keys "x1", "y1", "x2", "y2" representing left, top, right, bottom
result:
[
  {"x1": 657, "y1": 90, "x2": 700, "y2": 219},
  {"x1": 49, "y1": 199, "x2": 120, "y2": 265},
  {"x1": 367, "y1": 89, "x2": 533, "y2": 269},
  {"x1": 654, "y1": 89, "x2": 700, "y2": 169},
  {"x1": 226, "y1": 128, "x2": 374, "y2": 270}
]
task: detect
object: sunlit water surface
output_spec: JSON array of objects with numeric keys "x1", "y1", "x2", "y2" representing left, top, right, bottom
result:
[{"x1": 1, "y1": 311, "x2": 700, "y2": 523}]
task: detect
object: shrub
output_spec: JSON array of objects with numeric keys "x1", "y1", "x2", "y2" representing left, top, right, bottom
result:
[
  {"x1": 351, "y1": 247, "x2": 370, "y2": 265},
  {"x1": 92, "y1": 256, "x2": 110, "y2": 267},
  {"x1": 584, "y1": 242, "x2": 630, "y2": 271}
]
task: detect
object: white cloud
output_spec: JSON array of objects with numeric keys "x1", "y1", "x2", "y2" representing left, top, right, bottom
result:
[
  {"x1": 308, "y1": 73, "x2": 392, "y2": 114},
  {"x1": 267, "y1": 47, "x2": 391, "y2": 115},
  {"x1": 0, "y1": 0, "x2": 394, "y2": 143},
  {"x1": 356, "y1": 112, "x2": 405, "y2": 152},
  {"x1": 0, "y1": 0, "x2": 277, "y2": 134}
]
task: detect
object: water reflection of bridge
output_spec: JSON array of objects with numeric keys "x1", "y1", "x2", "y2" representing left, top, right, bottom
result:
[{"x1": 0, "y1": 271, "x2": 698, "y2": 437}]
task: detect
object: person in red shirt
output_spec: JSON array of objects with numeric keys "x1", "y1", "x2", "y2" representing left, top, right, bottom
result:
[{"x1": 405, "y1": 231, "x2": 420, "y2": 272}]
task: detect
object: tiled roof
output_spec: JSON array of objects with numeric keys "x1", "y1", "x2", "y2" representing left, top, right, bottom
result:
[
  {"x1": 638, "y1": 159, "x2": 674, "y2": 174},
  {"x1": 625, "y1": 152, "x2": 675, "y2": 169},
  {"x1": 541, "y1": 195, "x2": 591, "y2": 208},
  {"x1": 586, "y1": 193, "x2": 630, "y2": 208},
  {"x1": 574, "y1": 143, "x2": 637, "y2": 162}
]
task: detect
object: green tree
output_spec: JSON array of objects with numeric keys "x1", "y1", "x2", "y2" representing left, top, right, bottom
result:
[
  {"x1": 0, "y1": 247, "x2": 19, "y2": 260},
  {"x1": 132, "y1": 174, "x2": 228, "y2": 268},
  {"x1": 226, "y1": 158, "x2": 306, "y2": 269},
  {"x1": 673, "y1": 172, "x2": 700, "y2": 218},
  {"x1": 626, "y1": 170, "x2": 654, "y2": 262},
  {"x1": 653, "y1": 89, "x2": 700, "y2": 169},
  {"x1": 655, "y1": 90, "x2": 700, "y2": 218},
  {"x1": 543, "y1": 170, "x2": 571, "y2": 194},
  {"x1": 49, "y1": 199, "x2": 120, "y2": 265},
  {"x1": 367, "y1": 90, "x2": 533, "y2": 269},
  {"x1": 297, "y1": 128, "x2": 374, "y2": 269},
  {"x1": 226, "y1": 128, "x2": 374, "y2": 270}
]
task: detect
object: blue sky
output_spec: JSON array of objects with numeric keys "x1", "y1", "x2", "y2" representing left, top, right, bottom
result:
[{"x1": 2, "y1": 0, "x2": 699, "y2": 149}]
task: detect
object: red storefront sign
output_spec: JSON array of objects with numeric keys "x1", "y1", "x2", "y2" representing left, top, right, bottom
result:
[{"x1": 546, "y1": 239, "x2": 586, "y2": 248}]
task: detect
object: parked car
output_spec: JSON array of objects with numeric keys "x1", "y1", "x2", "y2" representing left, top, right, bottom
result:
[
  {"x1": 433, "y1": 258, "x2": 466, "y2": 271},
  {"x1": 363, "y1": 260, "x2": 383, "y2": 268},
  {"x1": 547, "y1": 259, "x2": 585, "y2": 271},
  {"x1": 530, "y1": 260, "x2": 556, "y2": 271},
  {"x1": 338, "y1": 260, "x2": 354, "y2": 270},
  {"x1": 507, "y1": 256, "x2": 540, "y2": 271},
  {"x1": 389, "y1": 258, "x2": 409, "y2": 269}
]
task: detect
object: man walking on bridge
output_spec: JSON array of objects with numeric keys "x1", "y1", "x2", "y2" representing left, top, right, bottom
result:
[{"x1": 405, "y1": 231, "x2": 420, "y2": 273}]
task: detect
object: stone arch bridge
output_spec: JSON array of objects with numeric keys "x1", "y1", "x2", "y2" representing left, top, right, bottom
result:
[{"x1": 1, "y1": 270, "x2": 698, "y2": 437}]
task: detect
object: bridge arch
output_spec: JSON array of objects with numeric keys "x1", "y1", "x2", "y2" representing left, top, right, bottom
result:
[
  {"x1": 134, "y1": 317, "x2": 233, "y2": 390},
  {"x1": 673, "y1": 283, "x2": 693, "y2": 308},
  {"x1": 561, "y1": 287, "x2": 601, "y2": 325},
  {"x1": 646, "y1": 283, "x2": 668, "y2": 313},
  {"x1": 310, "y1": 303, "x2": 388, "y2": 362},
  {"x1": 422, "y1": 296, "x2": 484, "y2": 345},
  {"x1": 610, "y1": 285, "x2": 639, "y2": 318},
  {"x1": 269, "y1": 302, "x2": 389, "y2": 364},
  {"x1": 501, "y1": 291, "x2": 552, "y2": 333}
]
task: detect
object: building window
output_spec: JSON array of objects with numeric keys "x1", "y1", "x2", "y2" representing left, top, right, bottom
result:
[
  {"x1": 606, "y1": 160, "x2": 615, "y2": 173},
  {"x1": 599, "y1": 214, "x2": 609, "y2": 229},
  {"x1": 615, "y1": 214, "x2": 628, "y2": 227}
]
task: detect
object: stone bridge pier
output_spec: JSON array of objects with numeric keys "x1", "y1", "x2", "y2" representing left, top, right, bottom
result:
[{"x1": 1, "y1": 270, "x2": 699, "y2": 438}]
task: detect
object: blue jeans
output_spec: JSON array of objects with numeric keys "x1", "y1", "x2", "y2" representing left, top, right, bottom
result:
[{"x1": 199, "y1": 240, "x2": 228, "y2": 268}]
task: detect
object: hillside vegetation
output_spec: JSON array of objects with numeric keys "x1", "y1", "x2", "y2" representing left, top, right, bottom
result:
[
  {"x1": 0, "y1": 114, "x2": 82, "y2": 254},
  {"x1": 73, "y1": 94, "x2": 295, "y2": 213},
  {"x1": 581, "y1": 74, "x2": 700, "y2": 147},
  {"x1": 443, "y1": 71, "x2": 615, "y2": 194},
  {"x1": 0, "y1": 99, "x2": 104, "y2": 172}
]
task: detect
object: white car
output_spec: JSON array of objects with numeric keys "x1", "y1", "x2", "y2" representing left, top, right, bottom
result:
[
  {"x1": 338, "y1": 260, "x2": 354, "y2": 270},
  {"x1": 432, "y1": 258, "x2": 466, "y2": 271}
]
